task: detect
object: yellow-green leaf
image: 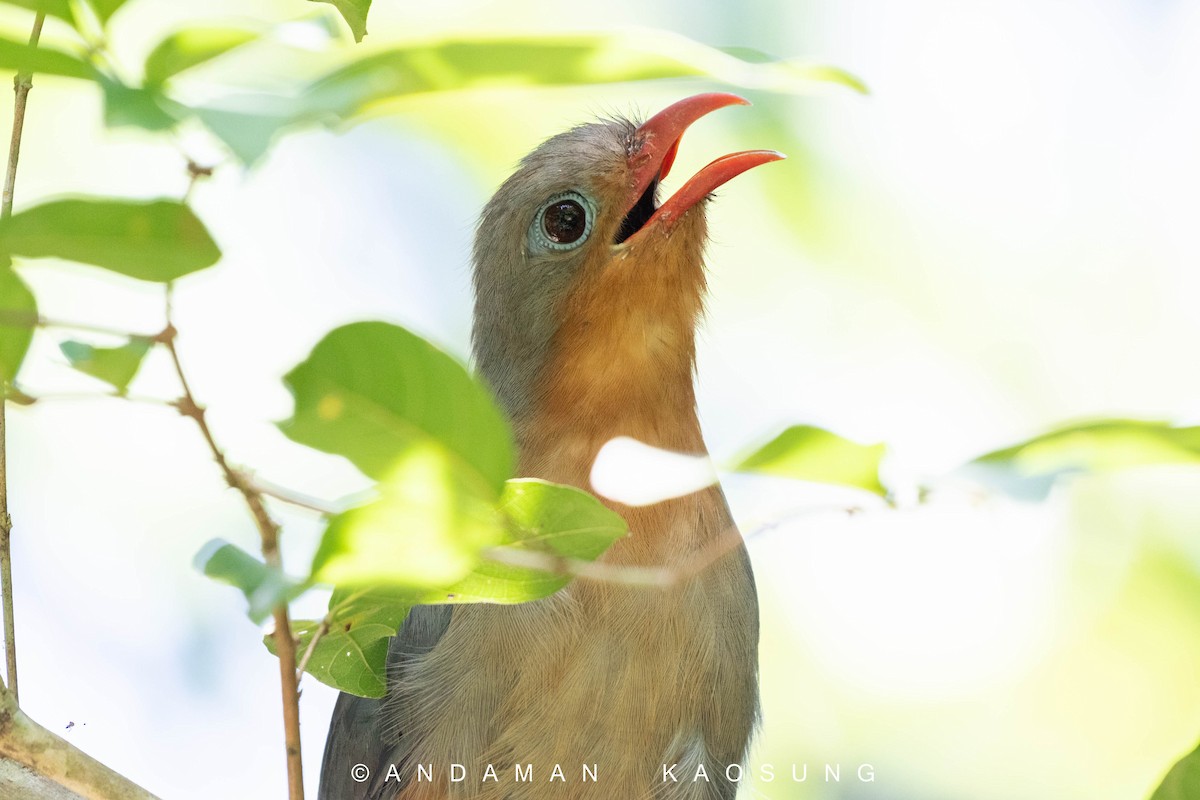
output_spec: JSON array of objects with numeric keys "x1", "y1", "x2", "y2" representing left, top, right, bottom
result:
[
  {"x1": 265, "y1": 609, "x2": 399, "y2": 698},
  {"x1": 59, "y1": 337, "x2": 151, "y2": 393},
  {"x1": 143, "y1": 28, "x2": 258, "y2": 86},
  {"x1": 0, "y1": 198, "x2": 220, "y2": 281},
  {"x1": 733, "y1": 424, "x2": 887, "y2": 496},
  {"x1": 302, "y1": 30, "x2": 865, "y2": 121},
  {"x1": 310, "y1": 440, "x2": 504, "y2": 588},
  {"x1": 0, "y1": 34, "x2": 91, "y2": 79},
  {"x1": 0, "y1": 267, "x2": 36, "y2": 382},
  {"x1": 101, "y1": 78, "x2": 179, "y2": 131},
  {"x1": 191, "y1": 100, "x2": 296, "y2": 165},
  {"x1": 85, "y1": 0, "x2": 126, "y2": 24},
  {"x1": 966, "y1": 419, "x2": 1200, "y2": 500},
  {"x1": 441, "y1": 479, "x2": 628, "y2": 603},
  {"x1": 2, "y1": 0, "x2": 73, "y2": 23},
  {"x1": 281, "y1": 321, "x2": 513, "y2": 492},
  {"x1": 311, "y1": 0, "x2": 370, "y2": 43},
  {"x1": 1150, "y1": 739, "x2": 1200, "y2": 800},
  {"x1": 288, "y1": 479, "x2": 625, "y2": 697}
]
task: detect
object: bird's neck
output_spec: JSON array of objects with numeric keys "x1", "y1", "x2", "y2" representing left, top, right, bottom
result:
[
  {"x1": 515, "y1": 347, "x2": 702, "y2": 477},
  {"x1": 515, "y1": 318, "x2": 716, "y2": 566},
  {"x1": 514, "y1": 253, "x2": 708, "y2": 487}
]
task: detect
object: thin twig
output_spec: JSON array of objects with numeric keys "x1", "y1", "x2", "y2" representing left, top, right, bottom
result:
[
  {"x1": 39, "y1": 316, "x2": 159, "y2": 341},
  {"x1": 0, "y1": 309, "x2": 161, "y2": 342},
  {"x1": 245, "y1": 473, "x2": 343, "y2": 516},
  {"x1": 162, "y1": 154, "x2": 299, "y2": 794},
  {"x1": 6, "y1": 387, "x2": 173, "y2": 408},
  {"x1": 1, "y1": 13, "x2": 43, "y2": 218},
  {"x1": 294, "y1": 617, "x2": 330, "y2": 681},
  {"x1": 160, "y1": 317, "x2": 304, "y2": 800},
  {"x1": 295, "y1": 588, "x2": 368, "y2": 689},
  {"x1": 0, "y1": 9, "x2": 47, "y2": 709},
  {"x1": 0, "y1": 425, "x2": 13, "y2": 706},
  {"x1": 182, "y1": 160, "x2": 212, "y2": 203},
  {"x1": 483, "y1": 502, "x2": 865, "y2": 589}
]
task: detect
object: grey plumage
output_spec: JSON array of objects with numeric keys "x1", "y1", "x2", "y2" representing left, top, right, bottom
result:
[
  {"x1": 320, "y1": 605, "x2": 452, "y2": 799},
  {"x1": 471, "y1": 117, "x2": 637, "y2": 420}
]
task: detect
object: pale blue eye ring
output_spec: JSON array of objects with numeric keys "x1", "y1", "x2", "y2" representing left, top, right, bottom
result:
[{"x1": 531, "y1": 191, "x2": 594, "y2": 251}]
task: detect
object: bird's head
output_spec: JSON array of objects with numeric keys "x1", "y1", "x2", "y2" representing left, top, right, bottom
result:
[{"x1": 471, "y1": 93, "x2": 782, "y2": 436}]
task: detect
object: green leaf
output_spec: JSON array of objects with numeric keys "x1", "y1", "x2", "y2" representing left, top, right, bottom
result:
[
  {"x1": 966, "y1": 419, "x2": 1200, "y2": 501},
  {"x1": 59, "y1": 337, "x2": 150, "y2": 393},
  {"x1": 499, "y1": 480, "x2": 626, "y2": 553},
  {"x1": 311, "y1": 0, "x2": 369, "y2": 43},
  {"x1": 84, "y1": 0, "x2": 126, "y2": 24},
  {"x1": 733, "y1": 424, "x2": 888, "y2": 496},
  {"x1": 1150, "y1": 740, "x2": 1200, "y2": 800},
  {"x1": 266, "y1": 605, "x2": 399, "y2": 698},
  {"x1": 0, "y1": 198, "x2": 221, "y2": 281},
  {"x1": 0, "y1": 34, "x2": 91, "y2": 79},
  {"x1": 192, "y1": 100, "x2": 296, "y2": 165},
  {"x1": 0, "y1": 267, "x2": 36, "y2": 382},
  {"x1": 322, "y1": 481, "x2": 627, "y2": 605},
  {"x1": 285, "y1": 479, "x2": 624, "y2": 697},
  {"x1": 268, "y1": 585, "x2": 413, "y2": 697},
  {"x1": 310, "y1": 439, "x2": 503, "y2": 588},
  {"x1": 143, "y1": 28, "x2": 258, "y2": 86},
  {"x1": 2, "y1": 0, "x2": 73, "y2": 24},
  {"x1": 194, "y1": 539, "x2": 305, "y2": 624},
  {"x1": 443, "y1": 479, "x2": 628, "y2": 603},
  {"x1": 101, "y1": 77, "x2": 179, "y2": 131},
  {"x1": 301, "y1": 31, "x2": 866, "y2": 121},
  {"x1": 281, "y1": 321, "x2": 513, "y2": 492}
]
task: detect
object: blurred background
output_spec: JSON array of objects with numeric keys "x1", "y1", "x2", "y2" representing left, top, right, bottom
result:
[{"x1": 2, "y1": 0, "x2": 1199, "y2": 797}]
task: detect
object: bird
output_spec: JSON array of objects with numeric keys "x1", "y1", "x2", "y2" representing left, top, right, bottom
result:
[{"x1": 319, "y1": 92, "x2": 783, "y2": 800}]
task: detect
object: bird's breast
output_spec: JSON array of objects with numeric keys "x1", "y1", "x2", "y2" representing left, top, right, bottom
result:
[{"x1": 390, "y1": 525, "x2": 758, "y2": 800}]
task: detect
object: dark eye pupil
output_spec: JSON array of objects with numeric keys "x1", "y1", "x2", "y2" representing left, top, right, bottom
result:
[{"x1": 543, "y1": 200, "x2": 587, "y2": 244}]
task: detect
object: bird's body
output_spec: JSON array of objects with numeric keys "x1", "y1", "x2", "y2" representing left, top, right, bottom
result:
[{"x1": 320, "y1": 94, "x2": 780, "y2": 800}]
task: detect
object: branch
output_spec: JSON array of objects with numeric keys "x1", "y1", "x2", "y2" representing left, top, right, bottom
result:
[
  {"x1": 0, "y1": 679, "x2": 160, "y2": 799},
  {"x1": 244, "y1": 473, "x2": 343, "y2": 516},
  {"x1": 1, "y1": 13, "x2": 43, "y2": 218},
  {"x1": 0, "y1": 7, "x2": 47, "y2": 712},
  {"x1": 484, "y1": 503, "x2": 865, "y2": 589},
  {"x1": 160, "y1": 322, "x2": 305, "y2": 800},
  {"x1": 0, "y1": 309, "x2": 161, "y2": 342},
  {"x1": 5, "y1": 388, "x2": 173, "y2": 408}
]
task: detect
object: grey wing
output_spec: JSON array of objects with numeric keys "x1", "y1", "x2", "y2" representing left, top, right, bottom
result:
[{"x1": 318, "y1": 604, "x2": 453, "y2": 800}]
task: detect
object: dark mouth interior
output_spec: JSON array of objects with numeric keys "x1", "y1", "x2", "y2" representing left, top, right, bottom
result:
[{"x1": 614, "y1": 178, "x2": 659, "y2": 244}]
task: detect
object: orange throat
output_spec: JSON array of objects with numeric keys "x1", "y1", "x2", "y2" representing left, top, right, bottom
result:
[{"x1": 518, "y1": 239, "x2": 708, "y2": 477}]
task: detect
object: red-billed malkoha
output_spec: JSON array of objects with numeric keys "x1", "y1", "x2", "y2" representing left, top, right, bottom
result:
[{"x1": 319, "y1": 93, "x2": 784, "y2": 800}]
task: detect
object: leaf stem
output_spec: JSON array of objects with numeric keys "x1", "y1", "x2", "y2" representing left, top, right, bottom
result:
[
  {"x1": 295, "y1": 588, "x2": 369, "y2": 687},
  {"x1": 294, "y1": 617, "x2": 330, "y2": 682},
  {"x1": 484, "y1": 503, "x2": 864, "y2": 589},
  {"x1": 6, "y1": 387, "x2": 174, "y2": 408},
  {"x1": 41, "y1": 316, "x2": 160, "y2": 341},
  {"x1": 244, "y1": 473, "x2": 343, "y2": 516},
  {"x1": 0, "y1": 9, "x2": 47, "y2": 709},
  {"x1": 0, "y1": 310, "x2": 162, "y2": 342}
]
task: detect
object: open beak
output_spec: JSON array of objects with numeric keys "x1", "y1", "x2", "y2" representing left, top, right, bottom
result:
[{"x1": 617, "y1": 92, "x2": 784, "y2": 244}]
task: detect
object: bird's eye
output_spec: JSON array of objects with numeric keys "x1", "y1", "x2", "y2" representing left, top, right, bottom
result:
[{"x1": 532, "y1": 192, "x2": 594, "y2": 251}]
